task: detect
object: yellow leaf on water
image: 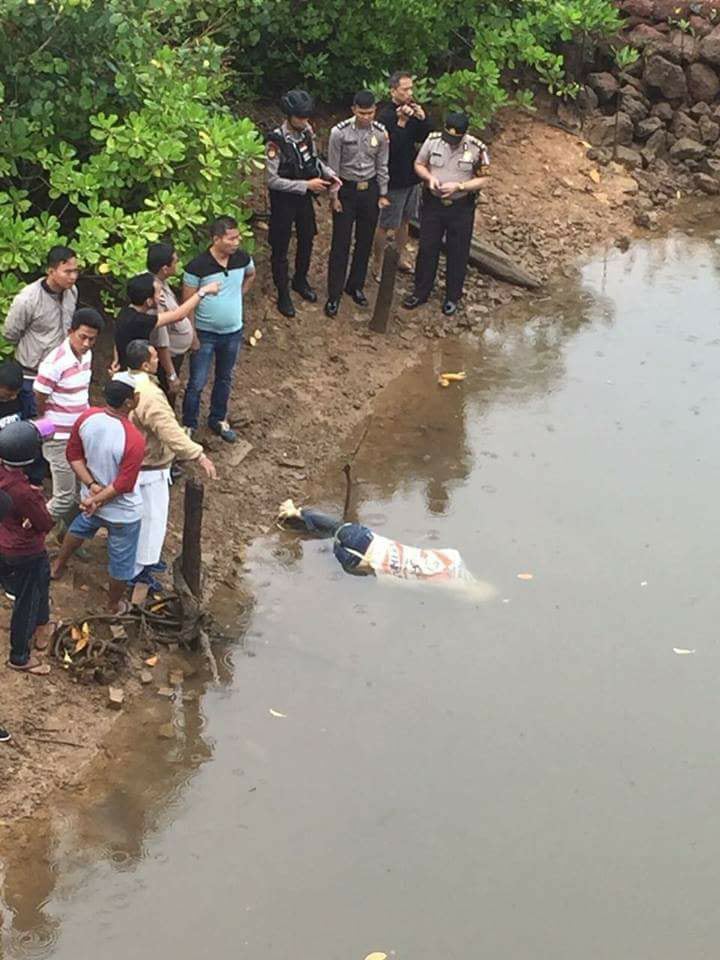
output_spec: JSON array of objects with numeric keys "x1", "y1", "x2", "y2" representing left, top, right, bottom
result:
[
  {"x1": 673, "y1": 648, "x2": 695, "y2": 655},
  {"x1": 517, "y1": 573, "x2": 534, "y2": 580},
  {"x1": 364, "y1": 953, "x2": 388, "y2": 960},
  {"x1": 440, "y1": 371, "x2": 466, "y2": 381},
  {"x1": 269, "y1": 708, "x2": 287, "y2": 718}
]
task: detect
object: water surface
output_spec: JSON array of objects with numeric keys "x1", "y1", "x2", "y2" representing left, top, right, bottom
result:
[{"x1": 4, "y1": 228, "x2": 720, "y2": 959}]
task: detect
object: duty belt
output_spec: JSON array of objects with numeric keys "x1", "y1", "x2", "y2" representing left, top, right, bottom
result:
[{"x1": 342, "y1": 177, "x2": 377, "y2": 191}]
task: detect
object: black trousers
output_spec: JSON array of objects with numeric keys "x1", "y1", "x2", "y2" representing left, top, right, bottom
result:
[
  {"x1": 0, "y1": 551, "x2": 50, "y2": 666},
  {"x1": 269, "y1": 190, "x2": 317, "y2": 292},
  {"x1": 414, "y1": 193, "x2": 475, "y2": 303},
  {"x1": 327, "y1": 180, "x2": 379, "y2": 301}
]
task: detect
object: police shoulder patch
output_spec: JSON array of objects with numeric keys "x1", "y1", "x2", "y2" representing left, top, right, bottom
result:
[
  {"x1": 466, "y1": 134, "x2": 486, "y2": 148},
  {"x1": 336, "y1": 118, "x2": 352, "y2": 129},
  {"x1": 428, "y1": 131, "x2": 443, "y2": 139}
]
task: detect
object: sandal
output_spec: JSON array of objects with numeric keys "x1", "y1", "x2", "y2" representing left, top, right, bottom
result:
[{"x1": 7, "y1": 659, "x2": 51, "y2": 676}]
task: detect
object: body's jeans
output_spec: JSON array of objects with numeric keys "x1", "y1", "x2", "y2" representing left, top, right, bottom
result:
[
  {"x1": 43, "y1": 437, "x2": 78, "y2": 521},
  {"x1": 182, "y1": 330, "x2": 243, "y2": 430},
  {"x1": 0, "y1": 551, "x2": 51, "y2": 665},
  {"x1": 19, "y1": 378, "x2": 37, "y2": 420}
]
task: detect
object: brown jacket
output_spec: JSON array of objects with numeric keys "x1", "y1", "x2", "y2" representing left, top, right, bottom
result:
[{"x1": 129, "y1": 372, "x2": 203, "y2": 469}]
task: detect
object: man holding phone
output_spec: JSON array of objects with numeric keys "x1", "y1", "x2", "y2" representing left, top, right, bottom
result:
[{"x1": 373, "y1": 71, "x2": 432, "y2": 278}]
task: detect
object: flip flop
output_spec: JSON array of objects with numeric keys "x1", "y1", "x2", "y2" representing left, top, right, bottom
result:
[{"x1": 7, "y1": 659, "x2": 51, "y2": 676}]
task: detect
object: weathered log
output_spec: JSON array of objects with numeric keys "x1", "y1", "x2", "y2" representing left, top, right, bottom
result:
[
  {"x1": 409, "y1": 218, "x2": 541, "y2": 289},
  {"x1": 370, "y1": 240, "x2": 399, "y2": 333},
  {"x1": 181, "y1": 477, "x2": 204, "y2": 599}
]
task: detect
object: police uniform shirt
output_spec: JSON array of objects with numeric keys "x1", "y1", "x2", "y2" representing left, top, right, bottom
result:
[
  {"x1": 327, "y1": 118, "x2": 390, "y2": 195},
  {"x1": 266, "y1": 121, "x2": 337, "y2": 195},
  {"x1": 415, "y1": 132, "x2": 490, "y2": 202}
]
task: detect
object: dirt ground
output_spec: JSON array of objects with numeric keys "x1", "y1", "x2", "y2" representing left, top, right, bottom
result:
[{"x1": 0, "y1": 105, "x2": 680, "y2": 828}]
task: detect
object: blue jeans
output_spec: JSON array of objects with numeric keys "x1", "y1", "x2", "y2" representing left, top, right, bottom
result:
[
  {"x1": 19, "y1": 378, "x2": 37, "y2": 419},
  {"x1": 68, "y1": 514, "x2": 142, "y2": 582},
  {"x1": 182, "y1": 329, "x2": 243, "y2": 430}
]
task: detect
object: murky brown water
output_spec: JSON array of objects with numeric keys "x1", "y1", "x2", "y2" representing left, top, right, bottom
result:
[{"x1": 4, "y1": 225, "x2": 720, "y2": 958}]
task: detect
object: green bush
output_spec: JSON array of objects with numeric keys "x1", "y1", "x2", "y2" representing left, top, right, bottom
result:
[{"x1": 0, "y1": 0, "x2": 263, "y2": 324}]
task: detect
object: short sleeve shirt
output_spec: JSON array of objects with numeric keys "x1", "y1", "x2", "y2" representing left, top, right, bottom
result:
[
  {"x1": 34, "y1": 338, "x2": 92, "y2": 440},
  {"x1": 115, "y1": 307, "x2": 159, "y2": 368},
  {"x1": 183, "y1": 250, "x2": 255, "y2": 335}
]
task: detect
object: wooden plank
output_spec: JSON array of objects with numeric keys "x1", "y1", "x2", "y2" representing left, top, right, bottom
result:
[
  {"x1": 181, "y1": 477, "x2": 204, "y2": 599},
  {"x1": 370, "y1": 241, "x2": 399, "y2": 333}
]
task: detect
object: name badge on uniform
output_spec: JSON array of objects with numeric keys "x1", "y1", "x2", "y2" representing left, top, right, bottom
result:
[
  {"x1": 463, "y1": 147, "x2": 471, "y2": 162},
  {"x1": 370, "y1": 134, "x2": 378, "y2": 147}
]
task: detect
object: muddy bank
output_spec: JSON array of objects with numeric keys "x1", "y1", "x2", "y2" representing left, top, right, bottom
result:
[{"x1": 0, "y1": 104, "x2": 693, "y2": 827}]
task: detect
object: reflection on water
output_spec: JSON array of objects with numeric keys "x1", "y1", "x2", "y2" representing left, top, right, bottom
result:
[{"x1": 5, "y1": 227, "x2": 720, "y2": 958}]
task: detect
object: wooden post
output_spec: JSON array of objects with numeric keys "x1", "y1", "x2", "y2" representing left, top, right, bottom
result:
[
  {"x1": 181, "y1": 477, "x2": 204, "y2": 598},
  {"x1": 370, "y1": 240, "x2": 399, "y2": 334}
]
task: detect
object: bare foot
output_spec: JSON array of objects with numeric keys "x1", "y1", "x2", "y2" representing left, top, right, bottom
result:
[
  {"x1": 7, "y1": 658, "x2": 51, "y2": 676},
  {"x1": 34, "y1": 621, "x2": 56, "y2": 652}
]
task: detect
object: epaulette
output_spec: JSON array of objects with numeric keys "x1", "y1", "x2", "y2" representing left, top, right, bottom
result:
[
  {"x1": 336, "y1": 118, "x2": 352, "y2": 129},
  {"x1": 428, "y1": 131, "x2": 443, "y2": 139},
  {"x1": 372, "y1": 120, "x2": 387, "y2": 131},
  {"x1": 466, "y1": 134, "x2": 487, "y2": 149}
]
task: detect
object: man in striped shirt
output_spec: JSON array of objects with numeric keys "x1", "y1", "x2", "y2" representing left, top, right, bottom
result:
[{"x1": 34, "y1": 308, "x2": 102, "y2": 533}]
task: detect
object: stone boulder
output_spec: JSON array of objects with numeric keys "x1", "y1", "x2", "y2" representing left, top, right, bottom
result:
[
  {"x1": 694, "y1": 171, "x2": 720, "y2": 193},
  {"x1": 699, "y1": 26, "x2": 720, "y2": 66},
  {"x1": 586, "y1": 113, "x2": 635, "y2": 148},
  {"x1": 644, "y1": 54, "x2": 688, "y2": 99},
  {"x1": 699, "y1": 114, "x2": 720, "y2": 143},
  {"x1": 621, "y1": 94, "x2": 649, "y2": 124},
  {"x1": 669, "y1": 136, "x2": 707, "y2": 161},
  {"x1": 650, "y1": 102, "x2": 674, "y2": 122},
  {"x1": 614, "y1": 146, "x2": 643, "y2": 170},
  {"x1": 700, "y1": 156, "x2": 720, "y2": 175},
  {"x1": 587, "y1": 72, "x2": 619, "y2": 104},
  {"x1": 670, "y1": 29, "x2": 699, "y2": 64},
  {"x1": 621, "y1": 0, "x2": 654, "y2": 16},
  {"x1": 628, "y1": 24, "x2": 667, "y2": 49},
  {"x1": 690, "y1": 16, "x2": 713, "y2": 38},
  {"x1": 578, "y1": 85, "x2": 599, "y2": 113},
  {"x1": 672, "y1": 110, "x2": 700, "y2": 140},
  {"x1": 686, "y1": 62, "x2": 720, "y2": 103},
  {"x1": 689, "y1": 101, "x2": 712, "y2": 118},
  {"x1": 636, "y1": 116, "x2": 665, "y2": 140}
]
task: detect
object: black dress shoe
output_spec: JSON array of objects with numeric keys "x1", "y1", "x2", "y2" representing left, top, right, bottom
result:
[
  {"x1": 277, "y1": 289, "x2": 296, "y2": 317},
  {"x1": 442, "y1": 300, "x2": 458, "y2": 317},
  {"x1": 345, "y1": 287, "x2": 368, "y2": 307},
  {"x1": 291, "y1": 279, "x2": 318, "y2": 303},
  {"x1": 402, "y1": 294, "x2": 427, "y2": 310},
  {"x1": 324, "y1": 300, "x2": 339, "y2": 318}
]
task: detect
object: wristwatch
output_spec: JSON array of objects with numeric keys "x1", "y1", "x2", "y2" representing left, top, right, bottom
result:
[
  {"x1": 168, "y1": 373, "x2": 178, "y2": 382},
  {"x1": 197, "y1": 288, "x2": 207, "y2": 300}
]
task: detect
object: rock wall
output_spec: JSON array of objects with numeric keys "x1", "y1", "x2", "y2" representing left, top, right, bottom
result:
[{"x1": 581, "y1": 0, "x2": 720, "y2": 211}]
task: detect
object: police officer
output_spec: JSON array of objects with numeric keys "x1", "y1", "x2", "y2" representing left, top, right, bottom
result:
[
  {"x1": 266, "y1": 90, "x2": 339, "y2": 318},
  {"x1": 325, "y1": 90, "x2": 390, "y2": 318},
  {"x1": 402, "y1": 112, "x2": 489, "y2": 317}
]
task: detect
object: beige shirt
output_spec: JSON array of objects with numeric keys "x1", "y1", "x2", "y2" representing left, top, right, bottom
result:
[
  {"x1": 416, "y1": 132, "x2": 490, "y2": 202},
  {"x1": 4, "y1": 279, "x2": 77, "y2": 373},
  {"x1": 155, "y1": 279, "x2": 193, "y2": 356},
  {"x1": 328, "y1": 118, "x2": 390, "y2": 194},
  {"x1": 130, "y1": 372, "x2": 203, "y2": 468}
]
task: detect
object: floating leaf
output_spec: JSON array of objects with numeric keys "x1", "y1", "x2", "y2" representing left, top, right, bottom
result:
[
  {"x1": 364, "y1": 953, "x2": 388, "y2": 960},
  {"x1": 673, "y1": 648, "x2": 695, "y2": 655},
  {"x1": 517, "y1": 573, "x2": 534, "y2": 580},
  {"x1": 269, "y1": 708, "x2": 287, "y2": 718},
  {"x1": 440, "y1": 371, "x2": 466, "y2": 381}
]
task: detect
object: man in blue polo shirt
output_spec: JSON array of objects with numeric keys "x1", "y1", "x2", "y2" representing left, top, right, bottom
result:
[{"x1": 181, "y1": 215, "x2": 256, "y2": 443}]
